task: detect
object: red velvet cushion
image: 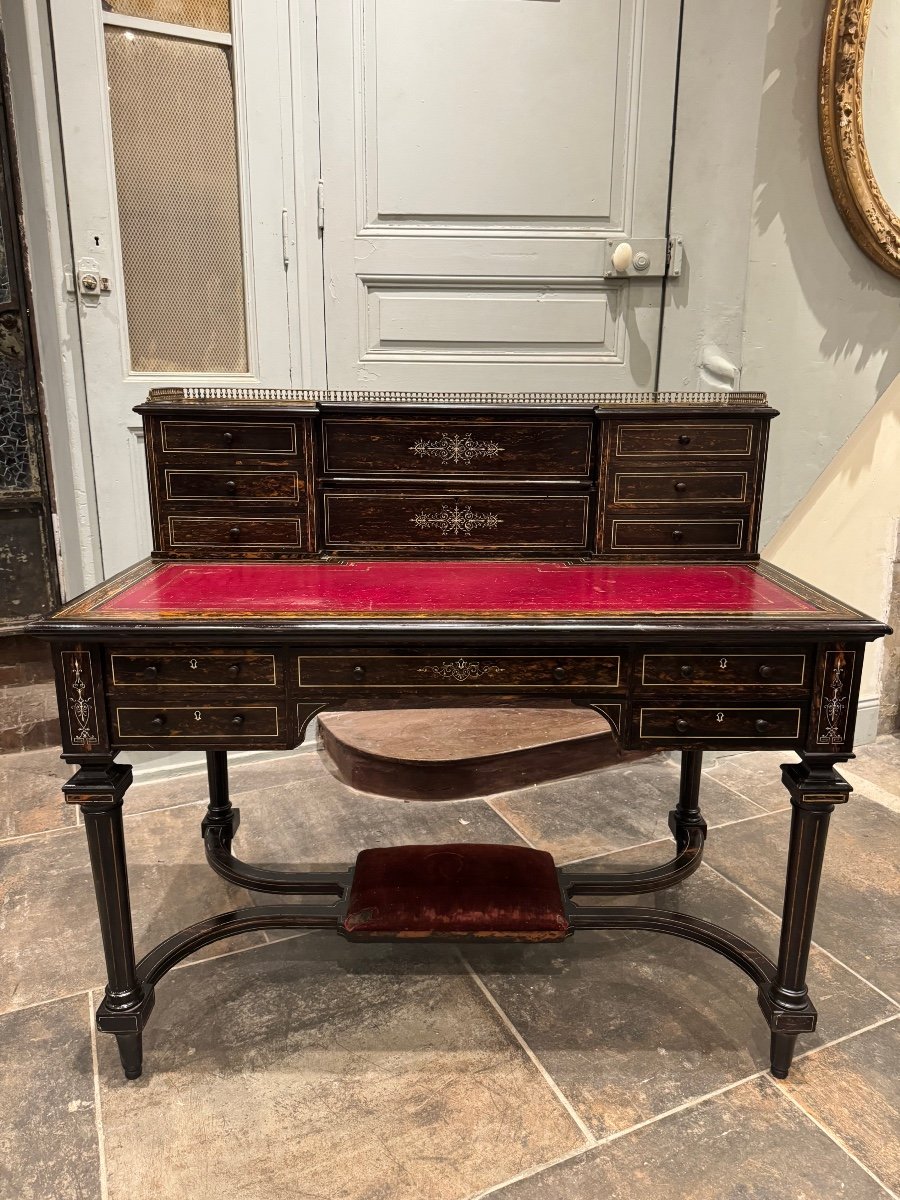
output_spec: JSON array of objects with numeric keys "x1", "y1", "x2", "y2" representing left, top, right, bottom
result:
[{"x1": 342, "y1": 843, "x2": 570, "y2": 942}]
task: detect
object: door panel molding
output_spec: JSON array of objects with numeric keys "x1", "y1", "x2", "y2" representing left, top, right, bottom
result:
[{"x1": 318, "y1": 0, "x2": 680, "y2": 391}]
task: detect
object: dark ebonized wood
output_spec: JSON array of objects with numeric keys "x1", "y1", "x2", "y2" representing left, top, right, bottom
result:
[{"x1": 30, "y1": 392, "x2": 891, "y2": 1082}]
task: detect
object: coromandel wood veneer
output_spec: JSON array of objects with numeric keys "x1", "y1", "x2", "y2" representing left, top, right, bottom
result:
[{"x1": 28, "y1": 390, "x2": 889, "y2": 1082}]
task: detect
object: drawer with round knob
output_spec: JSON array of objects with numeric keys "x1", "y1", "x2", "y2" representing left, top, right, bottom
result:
[
  {"x1": 295, "y1": 653, "x2": 622, "y2": 690},
  {"x1": 112, "y1": 705, "x2": 282, "y2": 741},
  {"x1": 159, "y1": 420, "x2": 298, "y2": 456},
  {"x1": 613, "y1": 421, "x2": 756, "y2": 458},
  {"x1": 636, "y1": 706, "x2": 803, "y2": 743},
  {"x1": 612, "y1": 471, "x2": 749, "y2": 505},
  {"x1": 608, "y1": 518, "x2": 745, "y2": 552},
  {"x1": 109, "y1": 652, "x2": 279, "y2": 687},
  {"x1": 166, "y1": 516, "x2": 304, "y2": 549},
  {"x1": 640, "y1": 652, "x2": 807, "y2": 689},
  {"x1": 163, "y1": 470, "x2": 301, "y2": 504}
]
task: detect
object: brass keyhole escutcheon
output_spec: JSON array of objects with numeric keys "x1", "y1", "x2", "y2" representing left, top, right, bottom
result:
[
  {"x1": 190, "y1": 658, "x2": 198, "y2": 670},
  {"x1": 719, "y1": 658, "x2": 728, "y2": 669},
  {"x1": 194, "y1": 710, "x2": 202, "y2": 721},
  {"x1": 716, "y1": 712, "x2": 724, "y2": 723}
]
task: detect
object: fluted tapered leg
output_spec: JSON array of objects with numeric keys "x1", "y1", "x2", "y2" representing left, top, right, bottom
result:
[
  {"x1": 63, "y1": 758, "x2": 154, "y2": 1079},
  {"x1": 758, "y1": 753, "x2": 850, "y2": 1078}
]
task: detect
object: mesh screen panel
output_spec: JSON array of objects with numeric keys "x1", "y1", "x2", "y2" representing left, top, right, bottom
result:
[
  {"x1": 103, "y1": 0, "x2": 231, "y2": 34},
  {"x1": 105, "y1": 28, "x2": 248, "y2": 373}
]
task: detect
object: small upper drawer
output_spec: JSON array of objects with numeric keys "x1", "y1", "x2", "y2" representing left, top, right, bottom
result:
[
  {"x1": 112, "y1": 704, "x2": 282, "y2": 740},
  {"x1": 640, "y1": 652, "x2": 807, "y2": 688},
  {"x1": 297, "y1": 653, "x2": 622, "y2": 689},
  {"x1": 160, "y1": 420, "x2": 298, "y2": 455},
  {"x1": 321, "y1": 418, "x2": 594, "y2": 478},
  {"x1": 163, "y1": 469, "x2": 301, "y2": 503},
  {"x1": 110, "y1": 652, "x2": 278, "y2": 687},
  {"x1": 636, "y1": 706, "x2": 803, "y2": 742},
  {"x1": 613, "y1": 422, "x2": 754, "y2": 458},
  {"x1": 167, "y1": 516, "x2": 303, "y2": 549},
  {"x1": 608, "y1": 518, "x2": 745, "y2": 551},
  {"x1": 323, "y1": 492, "x2": 591, "y2": 551},
  {"x1": 612, "y1": 471, "x2": 748, "y2": 505}
]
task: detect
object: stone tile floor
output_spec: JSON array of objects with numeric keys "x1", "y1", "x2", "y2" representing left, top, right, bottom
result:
[{"x1": 1, "y1": 737, "x2": 898, "y2": 1200}]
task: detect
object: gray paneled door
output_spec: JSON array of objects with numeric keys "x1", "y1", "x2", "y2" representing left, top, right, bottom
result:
[
  {"x1": 50, "y1": 0, "x2": 680, "y2": 577},
  {"x1": 317, "y1": 0, "x2": 681, "y2": 391}
]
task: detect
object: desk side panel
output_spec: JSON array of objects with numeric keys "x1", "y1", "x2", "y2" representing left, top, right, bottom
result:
[{"x1": 52, "y1": 643, "x2": 112, "y2": 758}]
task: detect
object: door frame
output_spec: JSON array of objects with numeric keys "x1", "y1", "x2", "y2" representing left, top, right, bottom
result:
[{"x1": 0, "y1": 0, "x2": 771, "y2": 596}]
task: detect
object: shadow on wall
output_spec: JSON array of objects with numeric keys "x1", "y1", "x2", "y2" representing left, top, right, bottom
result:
[
  {"x1": 745, "y1": 0, "x2": 900, "y2": 534},
  {"x1": 767, "y1": 374, "x2": 900, "y2": 701}
]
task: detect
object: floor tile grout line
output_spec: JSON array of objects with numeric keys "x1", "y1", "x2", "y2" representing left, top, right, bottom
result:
[
  {"x1": 556, "y1": 802, "x2": 789, "y2": 870},
  {"x1": 3, "y1": 931, "x2": 313, "y2": 1025},
  {"x1": 484, "y1": 801, "x2": 537, "y2": 849},
  {"x1": 704, "y1": 773, "x2": 789, "y2": 814},
  {"x1": 0, "y1": 820, "x2": 81, "y2": 847},
  {"x1": 765, "y1": 1075, "x2": 900, "y2": 1200},
  {"x1": 459, "y1": 952, "x2": 596, "y2": 1146},
  {"x1": 477, "y1": 1065, "x2": 775, "y2": 1198},
  {"x1": 168, "y1": 926, "x2": 315, "y2": 975},
  {"x1": 793, "y1": 1010, "x2": 900, "y2": 1065},
  {"x1": 559, "y1": 834, "x2": 672, "y2": 869},
  {"x1": 0, "y1": 985, "x2": 92, "y2": 1019},
  {"x1": 841, "y1": 767, "x2": 900, "y2": 816},
  {"x1": 702, "y1": 861, "x2": 900, "y2": 1009},
  {"x1": 468, "y1": 1143, "x2": 597, "y2": 1200},
  {"x1": 595, "y1": 1068, "x2": 769, "y2": 1149},
  {"x1": 87, "y1": 989, "x2": 110, "y2": 1200}
]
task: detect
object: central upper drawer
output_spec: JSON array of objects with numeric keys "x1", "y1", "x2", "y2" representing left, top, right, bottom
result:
[
  {"x1": 323, "y1": 492, "x2": 591, "y2": 552},
  {"x1": 321, "y1": 417, "x2": 594, "y2": 478}
]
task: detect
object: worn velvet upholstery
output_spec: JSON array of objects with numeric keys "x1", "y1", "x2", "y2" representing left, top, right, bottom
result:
[{"x1": 342, "y1": 843, "x2": 571, "y2": 941}]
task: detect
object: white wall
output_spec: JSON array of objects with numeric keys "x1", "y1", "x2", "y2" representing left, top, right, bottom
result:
[
  {"x1": 742, "y1": 0, "x2": 900, "y2": 542},
  {"x1": 740, "y1": 0, "x2": 900, "y2": 735}
]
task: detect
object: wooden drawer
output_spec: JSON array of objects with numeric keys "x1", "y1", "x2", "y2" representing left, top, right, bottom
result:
[
  {"x1": 109, "y1": 652, "x2": 278, "y2": 687},
  {"x1": 160, "y1": 420, "x2": 297, "y2": 455},
  {"x1": 613, "y1": 422, "x2": 754, "y2": 458},
  {"x1": 321, "y1": 418, "x2": 594, "y2": 478},
  {"x1": 641, "y1": 651, "x2": 807, "y2": 688},
  {"x1": 296, "y1": 653, "x2": 622, "y2": 689},
  {"x1": 636, "y1": 706, "x2": 803, "y2": 742},
  {"x1": 612, "y1": 471, "x2": 748, "y2": 504},
  {"x1": 163, "y1": 469, "x2": 301, "y2": 503},
  {"x1": 608, "y1": 518, "x2": 745, "y2": 551},
  {"x1": 323, "y1": 493, "x2": 591, "y2": 551},
  {"x1": 112, "y1": 704, "x2": 282, "y2": 740},
  {"x1": 166, "y1": 516, "x2": 303, "y2": 549}
]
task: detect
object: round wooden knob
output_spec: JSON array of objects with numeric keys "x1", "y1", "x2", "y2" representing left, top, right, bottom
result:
[
  {"x1": 143, "y1": 664, "x2": 159, "y2": 679},
  {"x1": 758, "y1": 664, "x2": 773, "y2": 680},
  {"x1": 552, "y1": 666, "x2": 567, "y2": 681},
  {"x1": 672, "y1": 529, "x2": 684, "y2": 543},
  {"x1": 228, "y1": 526, "x2": 241, "y2": 540},
  {"x1": 151, "y1": 714, "x2": 166, "y2": 728},
  {"x1": 222, "y1": 431, "x2": 234, "y2": 446},
  {"x1": 679, "y1": 664, "x2": 693, "y2": 679},
  {"x1": 674, "y1": 717, "x2": 690, "y2": 734},
  {"x1": 674, "y1": 481, "x2": 687, "y2": 493},
  {"x1": 231, "y1": 714, "x2": 245, "y2": 727},
  {"x1": 225, "y1": 479, "x2": 237, "y2": 494},
  {"x1": 678, "y1": 434, "x2": 691, "y2": 446},
  {"x1": 755, "y1": 718, "x2": 770, "y2": 733},
  {"x1": 352, "y1": 665, "x2": 366, "y2": 681},
  {"x1": 227, "y1": 663, "x2": 241, "y2": 678}
]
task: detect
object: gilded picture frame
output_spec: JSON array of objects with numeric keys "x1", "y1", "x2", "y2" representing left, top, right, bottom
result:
[{"x1": 819, "y1": 0, "x2": 900, "y2": 279}]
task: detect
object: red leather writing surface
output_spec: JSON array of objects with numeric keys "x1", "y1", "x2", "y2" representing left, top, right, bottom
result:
[{"x1": 97, "y1": 560, "x2": 818, "y2": 618}]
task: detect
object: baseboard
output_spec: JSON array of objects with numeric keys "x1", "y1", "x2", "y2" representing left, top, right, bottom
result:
[{"x1": 853, "y1": 697, "x2": 880, "y2": 747}]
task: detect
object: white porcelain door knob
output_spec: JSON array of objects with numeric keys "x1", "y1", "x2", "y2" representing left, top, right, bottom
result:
[{"x1": 611, "y1": 242, "x2": 634, "y2": 272}]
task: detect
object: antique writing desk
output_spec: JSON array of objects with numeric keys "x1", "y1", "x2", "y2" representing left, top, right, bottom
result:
[{"x1": 30, "y1": 389, "x2": 889, "y2": 1081}]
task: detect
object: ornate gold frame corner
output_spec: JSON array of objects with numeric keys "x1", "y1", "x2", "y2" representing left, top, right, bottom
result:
[{"x1": 819, "y1": 0, "x2": 900, "y2": 279}]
